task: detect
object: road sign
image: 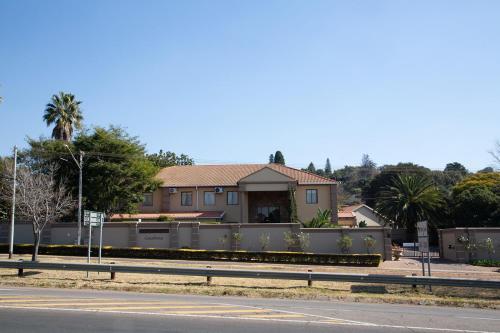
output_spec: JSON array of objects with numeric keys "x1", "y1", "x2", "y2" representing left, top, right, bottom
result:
[
  {"x1": 84, "y1": 210, "x2": 104, "y2": 227},
  {"x1": 419, "y1": 237, "x2": 429, "y2": 253},
  {"x1": 417, "y1": 221, "x2": 428, "y2": 237},
  {"x1": 83, "y1": 210, "x2": 105, "y2": 275}
]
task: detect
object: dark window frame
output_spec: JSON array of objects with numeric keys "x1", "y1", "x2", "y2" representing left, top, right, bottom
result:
[
  {"x1": 204, "y1": 191, "x2": 216, "y2": 206},
  {"x1": 143, "y1": 193, "x2": 153, "y2": 206},
  {"x1": 306, "y1": 189, "x2": 318, "y2": 204},
  {"x1": 227, "y1": 191, "x2": 239, "y2": 205},
  {"x1": 181, "y1": 191, "x2": 193, "y2": 206}
]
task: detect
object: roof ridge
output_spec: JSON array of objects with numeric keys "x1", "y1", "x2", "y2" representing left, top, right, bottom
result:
[{"x1": 274, "y1": 163, "x2": 337, "y2": 183}]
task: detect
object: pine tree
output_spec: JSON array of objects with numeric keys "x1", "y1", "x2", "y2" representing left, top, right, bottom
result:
[
  {"x1": 273, "y1": 151, "x2": 285, "y2": 165},
  {"x1": 269, "y1": 154, "x2": 274, "y2": 164},
  {"x1": 325, "y1": 158, "x2": 332, "y2": 175},
  {"x1": 306, "y1": 162, "x2": 316, "y2": 173}
]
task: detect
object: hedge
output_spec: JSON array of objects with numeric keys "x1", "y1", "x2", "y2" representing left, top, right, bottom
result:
[
  {"x1": 0, "y1": 244, "x2": 381, "y2": 267},
  {"x1": 471, "y1": 259, "x2": 500, "y2": 267}
]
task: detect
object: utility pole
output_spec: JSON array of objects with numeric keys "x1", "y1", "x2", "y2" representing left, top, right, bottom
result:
[
  {"x1": 8, "y1": 146, "x2": 17, "y2": 259},
  {"x1": 65, "y1": 145, "x2": 84, "y2": 245}
]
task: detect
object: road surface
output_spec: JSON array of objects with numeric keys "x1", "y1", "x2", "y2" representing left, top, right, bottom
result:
[{"x1": 0, "y1": 287, "x2": 498, "y2": 332}]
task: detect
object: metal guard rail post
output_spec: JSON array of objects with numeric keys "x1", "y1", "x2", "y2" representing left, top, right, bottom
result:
[{"x1": 0, "y1": 260, "x2": 499, "y2": 289}]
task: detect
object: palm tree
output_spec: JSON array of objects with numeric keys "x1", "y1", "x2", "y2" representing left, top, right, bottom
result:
[
  {"x1": 43, "y1": 92, "x2": 83, "y2": 141},
  {"x1": 375, "y1": 174, "x2": 444, "y2": 238},
  {"x1": 303, "y1": 208, "x2": 333, "y2": 228}
]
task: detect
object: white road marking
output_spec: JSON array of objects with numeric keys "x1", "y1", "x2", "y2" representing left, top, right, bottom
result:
[
  {"x1": 0, "y1": 305, "x2": 498, "y2": 333},
  {"x1": 458, "y1": 317, "x2": 500, "y2": 321}
]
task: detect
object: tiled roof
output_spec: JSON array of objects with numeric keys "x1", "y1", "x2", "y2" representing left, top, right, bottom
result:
[
  {"x1": 111, "y1": 211, "x2": 224, "y2": 220},
  {"x1": 339, "y1": 204, "x2": 364, "y2": 213},
  {"x1": 338, "y1": 211, "x2": 356, "y2": 219},
  {"x1": 156, "y1": 164, "x2": 336, "y2": 187}
]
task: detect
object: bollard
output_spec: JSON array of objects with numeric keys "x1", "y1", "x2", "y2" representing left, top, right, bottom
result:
[
  {"x1": 206, "y1": 266, "x2": 212, "y2": 286},
  {"x1": 17, "y1": 259, "x2": 24, "y2": 278},
  {"x1": 110, "y1": 262, "x2": 116, "y2": 280},
  {"x1": 307, "y1": 269, "x2": 313, "y2": 287},
  {"x1": 412, "y1": 273, "x2": 417, "y2": 290}
]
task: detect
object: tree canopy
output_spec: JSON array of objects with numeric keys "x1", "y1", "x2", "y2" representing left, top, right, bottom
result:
[
  {"x1": 147, "y1": 150, "x2": 194, "y2": 168},
  {"x1": 273, "y1": 151, "x2": 285, "y2": 165},
  {"x1": 43, "y1": 92, "x2": 83, "y2": 142}
]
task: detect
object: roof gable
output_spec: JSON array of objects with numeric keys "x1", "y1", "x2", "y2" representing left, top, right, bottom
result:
[{"x1": 239, "y1": 166, "x2": 295, "y2": 184}]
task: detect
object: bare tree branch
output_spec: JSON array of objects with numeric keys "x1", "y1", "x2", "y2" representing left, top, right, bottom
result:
[{"x1": 0, "y1": 164, "x2": 73, "y2": 261}]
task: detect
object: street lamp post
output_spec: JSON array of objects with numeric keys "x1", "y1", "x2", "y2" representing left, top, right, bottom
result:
[
  {"x1": 65, "y1": 145, "x2": 84, "y2": 245},
  {"x1": 8, "y1": 146, "x2": 17, "y2": 259}
]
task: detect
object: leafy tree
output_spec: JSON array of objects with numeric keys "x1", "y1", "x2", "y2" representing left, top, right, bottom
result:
[
  {"x1": 305, "y1": 162, "x2": 316, "y2": 173},
  {"x1": 375, "y1": 174, "x2": 444, "y2": 238},
  {"x1": 444, "y1": 162, "x2": 469, "y2": 176},
  {"x1": 273, "y1": 151, "x2": 285, "y2": 165},
  {"x1": 268, "y1": 154, "x2": 274, "y2": 164},
  {"x1": 43, "y1": 92, "x2": 83, "y2": 142},
  {"x1": 362, "y1": 163, "x2": 430, "y2": 207},
  {"x1": 147, "y1": 150, "x2": 194, "y2": 168},
  {"x1": 325, "y1": 158, "x2": 332, "y2": 176},
  {"x1": 73, "y1": 127, "x2": 160, "y2": 216},
  {"x1": 0, "y1": 157, "x2": 12, "y2": 220},
  {"x1": 452, "y1": 173, "x2": 500, "y2": 227}
]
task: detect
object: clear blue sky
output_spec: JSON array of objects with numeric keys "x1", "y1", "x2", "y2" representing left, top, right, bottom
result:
[{"x1": 1, "y1": 0, "x2": 499, "y2": 171}]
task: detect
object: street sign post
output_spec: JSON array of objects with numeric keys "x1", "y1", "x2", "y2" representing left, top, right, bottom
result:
[
  {"x1": 417, "y1": 220, "x2": 431, "y2": 290},
  {"x1": 83, "y1": 210, "x2": 105, "y2": 276}
]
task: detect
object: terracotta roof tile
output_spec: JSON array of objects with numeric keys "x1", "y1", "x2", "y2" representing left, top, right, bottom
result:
[
  {"x1": 111, "y1": 211, "x2": 224, "y2": 220},
  {"x1": 156, "y1": 164, "x2": 335, "y2": 187}
]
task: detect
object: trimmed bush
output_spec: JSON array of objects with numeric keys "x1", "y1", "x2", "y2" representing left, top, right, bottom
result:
[
  {"x1": 471, "y1": 259, "x2": 500, "y2": 267},
  {"x1": 0, "y1": 244, "x2": 381, "y2": 267}
]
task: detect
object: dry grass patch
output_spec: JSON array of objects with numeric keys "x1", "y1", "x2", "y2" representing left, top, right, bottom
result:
[{"x1": 0, "y1": 254, "x2": 499, "y2": 309}]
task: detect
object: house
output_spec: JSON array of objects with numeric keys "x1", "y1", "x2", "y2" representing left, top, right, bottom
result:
[
  {"x1": 112, "y1": 164, "x2": 338, "y2": 224},
  {"x1": 338, "y1": 204, "x2": 388, "y2": 227}
]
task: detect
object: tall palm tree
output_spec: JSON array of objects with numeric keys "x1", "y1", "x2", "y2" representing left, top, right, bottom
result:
[
  {"x1": 375, "y1": 174, "x2": 444, "y2": 237},
  {"x1": 43, "y1": 92, "x2": 83, "y2": 141}
]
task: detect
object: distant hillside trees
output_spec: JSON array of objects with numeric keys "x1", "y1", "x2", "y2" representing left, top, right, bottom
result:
[{"x1": 147, "y1": 150, "x2": 194, "y2": 168}]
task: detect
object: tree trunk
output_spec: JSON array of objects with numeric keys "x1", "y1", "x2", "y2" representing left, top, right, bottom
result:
[{"x1": 32, "y1": 231, "x2": 41, "y2": 262}]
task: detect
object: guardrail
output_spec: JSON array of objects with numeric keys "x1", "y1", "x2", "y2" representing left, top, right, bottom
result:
[{"x1": 0, "y1": 260, "x2": 499, "y2": 289}]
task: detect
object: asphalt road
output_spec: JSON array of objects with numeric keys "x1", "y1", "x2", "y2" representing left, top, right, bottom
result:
[{"x1": 0, "y1": 287, "x2": 498, "y2": 333}]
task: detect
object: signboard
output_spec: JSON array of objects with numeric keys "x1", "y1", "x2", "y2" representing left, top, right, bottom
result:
[
  {"x1": 83, "y1": 210, "x2": 106, "y2": 271},
  {"x1": 416, "y1": 221, "x2": 429, "y2": 252},
  {"x1": 84, "y1": 210, "x2": 104, "y2": 227}
]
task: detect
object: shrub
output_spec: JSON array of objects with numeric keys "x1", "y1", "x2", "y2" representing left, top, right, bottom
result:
[
  {"x1": 297, "y1": 232, "x2": 310, "y2": 252},
  {"x1": 337, "y1": 235, "x2": 353, "y2": 254},
  {"x1": 157, "y1": 215, "x2": 173, "y2": 222},
  {"x1": 363, "y1": 235, "x2": 376, "y2": 254},
  {"x1": 359, "y1": 221, "x2": 368, "y2": 228},
  {"x1": 471, "y1": 259, "x2": 500, "y2": 267},
  {"x1": 259, "y1": 233, "x2": 270, "y2": 251},
  {"x1": 0, "y1": 243, "x2": 381, "y2": 266}
]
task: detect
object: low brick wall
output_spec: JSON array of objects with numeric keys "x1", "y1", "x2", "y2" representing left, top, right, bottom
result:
[
  {"x1": 0, "y1": 221, "x2": 392, "y2": 260},
  {"x1": 439, "y1": 228, "x2": 500, "y2": 262}
]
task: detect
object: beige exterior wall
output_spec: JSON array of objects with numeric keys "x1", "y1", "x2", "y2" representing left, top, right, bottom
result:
[
  {"x1": 2, "y1": 221, "x2": 390, "y2": 259},
  {"x1": 354, "y1": 206, "x2": 385, "y2": 227},
  {"x1": 139, "y1": 188, "x2": 163, "y2": 213},
  {"x1": 295, "y1": 185, "x2": 332, "y2": 223},
  {"x1": 168, "y1": 186, "x2": 241, "y2": 222}
]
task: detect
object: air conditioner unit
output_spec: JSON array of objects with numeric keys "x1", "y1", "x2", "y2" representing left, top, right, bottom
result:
[
  {"x1": 169, "y1": 188, "x2": 177, "y2": 194},
  {"x1": 214, "y1": 187, "x2": 224, "y2": 193}
]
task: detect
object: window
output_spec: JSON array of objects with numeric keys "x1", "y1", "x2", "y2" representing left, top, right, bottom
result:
[
  {"x1": 257, "y1": 206, "x2": 280, "y2": 223},
  {"x1": 204, "y1": 191, "x2": 215, "y2": 206},
  {"x1": 306, "y1": 189, "x2": 318, "y2": 204},
  {"x1": 227, "y1": 191, "x2": 238, "y2": 205},
  {"x1": 143, "y1": 193, "x2": 153, "y2": 206},
  {"x1": 181, "y1": 192, "x2": 192, "y2": 206}
]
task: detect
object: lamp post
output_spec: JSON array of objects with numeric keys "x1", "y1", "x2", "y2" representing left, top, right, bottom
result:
[
  {"x1": 65, "y1": 145, "x2": 84, "y2": 245},
  {"x1": 8, "y1": 146, "x2": 17, "y2": 259}
]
